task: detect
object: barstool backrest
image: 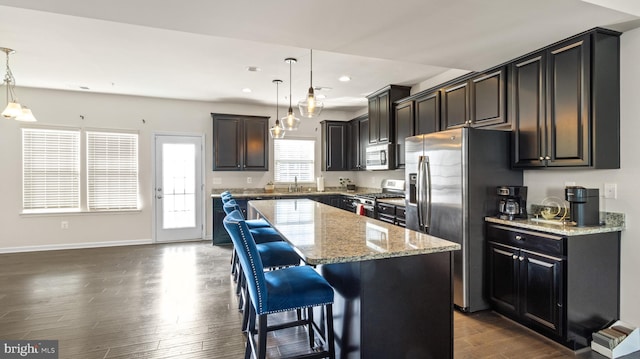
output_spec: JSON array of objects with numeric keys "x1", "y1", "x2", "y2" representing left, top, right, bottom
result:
[
  {"x1": 223, "y1": 200, "x2": 242, "y2": 215},
  {"x1": 223, "y1": 211, "x2": 267, "y2": 313}
]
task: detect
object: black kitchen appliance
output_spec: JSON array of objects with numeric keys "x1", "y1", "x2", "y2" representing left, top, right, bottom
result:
[
  {"x1": 497, "y1": 186, "x2": 528, "y2": 220},
  {"x1": 565, "y1": 186, "x2": 600, "y2": 226},
  {"x1": 353, "y1": 179, "x2": 405, "y2": 218}
]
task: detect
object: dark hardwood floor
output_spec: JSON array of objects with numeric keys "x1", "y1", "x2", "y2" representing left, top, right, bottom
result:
[{"x1": 0, "y1": 242, "x2": 632, "y2": 358}]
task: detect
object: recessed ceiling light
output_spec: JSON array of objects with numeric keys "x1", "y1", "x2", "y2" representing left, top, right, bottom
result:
[
  {"x1": 314, "y1": 86, "x2": 332, "y2": 91},
  {"x1": 246, "y1": 66, "x2": 262, "y2": 72},
  {"x1": 316, "y1": 94, "x2": 327, "y2": 99},
  {"x1": 79, "y1": 86, "x2": 90, "y2": 90},
  {"x1": 339, "y1": 76, "x2": 351, "y2": 82},
  {"x1": 242, "y1": 88, "x2": 252, "y2": 93}
]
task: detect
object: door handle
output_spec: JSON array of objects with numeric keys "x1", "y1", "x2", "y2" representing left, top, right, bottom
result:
[{"x1": 157, "y1": 195, "x2": 163, "y2": 199}]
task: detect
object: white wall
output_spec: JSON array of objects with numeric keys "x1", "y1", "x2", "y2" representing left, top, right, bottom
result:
[
  {"x1": 524, "y1": 27, "x2": 640, "y2": 325},
  {"x1": 0, "y1": 87, "x2": 352, "y2": 251}
]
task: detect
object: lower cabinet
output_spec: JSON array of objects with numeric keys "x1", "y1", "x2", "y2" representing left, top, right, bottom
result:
[
  {"x1": 488, "y1": 241, "x2": 563, "y2": 338},
  {"x1": 376, "y1": 202, "x2": 406, "y2": 227},
  {"x1": 486, "y1": 223, "x2": 621, "y2": 349}
]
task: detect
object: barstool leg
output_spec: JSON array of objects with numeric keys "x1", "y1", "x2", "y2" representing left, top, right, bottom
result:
[
  {"x1": 326, "y1": 304, "x2": 336, "y2": 359},
  {"x1": 258, "y1": 314, "x2": 268, "y2": 359},
  {"x1": 307, "y1": 307, "x2": 315, "y2": 349}
]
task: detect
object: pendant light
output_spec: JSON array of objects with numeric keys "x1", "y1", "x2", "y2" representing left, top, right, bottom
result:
[
  {"x1": 269, "y1": 79, "x2": 285, "y2": 139},
  {"x1": 1, "y1": 47, "x2": 36, "y2": 122},
  {"x1": 282, "y1": 57, "x2": 300, "y2": 131},
  {"x1": 298, "y1": 49, "x2": 324, "y2": 118}
]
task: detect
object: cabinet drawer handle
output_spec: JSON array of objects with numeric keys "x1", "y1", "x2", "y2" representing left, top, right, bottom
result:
[
  {"x1": 519, "y1": 256, "x2": 525, "y2": 261},
  {"x1": 545, "y1": 156, "x2": 551, "y2": 160},
  {"x1": 515, "y1": 235, "x2": 523, "y2": 241},
  {"x1": 539, "y1": 157, "x2": 544, "y2": 161},
  {"x1": 512, "y1": 255, "x2": 518, "y2": 260}
]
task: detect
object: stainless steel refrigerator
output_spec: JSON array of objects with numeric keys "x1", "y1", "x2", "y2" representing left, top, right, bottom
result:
[{"x1": 405, "y1": 127, "x2": 522, "y2": 312}]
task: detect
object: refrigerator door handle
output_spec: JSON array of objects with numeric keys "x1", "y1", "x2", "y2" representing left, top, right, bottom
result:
[
  {"x1": 417, "y1": 157, "x2": 425, "y2": 230},
  {"x1": 424, "y1": 156, "x2": 431, "y2": 230}
]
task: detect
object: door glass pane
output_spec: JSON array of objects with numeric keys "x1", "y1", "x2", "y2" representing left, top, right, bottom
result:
[{"x1": 162, "y1": 143, "x2": 196, "y2": 229}]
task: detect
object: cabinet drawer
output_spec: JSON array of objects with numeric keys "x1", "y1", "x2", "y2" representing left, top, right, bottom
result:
[
  {"x1": 376, "y1": 203, "x2": 395, "y2": 216},
  {"x1": 486, "y1": 224, "x2": 564, "y2": 257},
  {"x1": 395, "y1": 206, "x2": 406, "y2": 220},
  {"x1": 377, "y1": 213, "x2": 395, "y2": 225}
]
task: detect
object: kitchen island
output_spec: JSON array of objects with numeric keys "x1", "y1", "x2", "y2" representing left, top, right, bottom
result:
[{"x1": 248, "y1": 198, "x2": 460, "y2": 359}]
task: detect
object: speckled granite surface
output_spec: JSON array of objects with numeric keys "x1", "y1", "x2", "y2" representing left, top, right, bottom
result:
[
  {"x1": 210, "y1": 187, "x2": 374, "y2": 198},
  {"x1": 485, "y1": 213, "x2": 625, "y2": 236},
  {"x1": 248, "y1": 199, "x2": 460, "y2": 265}
]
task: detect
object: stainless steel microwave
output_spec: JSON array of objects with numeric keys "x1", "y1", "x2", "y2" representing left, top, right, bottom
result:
[{"x1": 366, "y1": 143, "x2": 394, "y2": 170}]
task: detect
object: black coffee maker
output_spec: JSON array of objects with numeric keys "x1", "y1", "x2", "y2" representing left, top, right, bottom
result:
[
  {"x1": 497, "y1": 186, "x2": 528, "y2": 220},
  {"x1": 565, "y1": 186, "x2": 600, "y2": 226}
]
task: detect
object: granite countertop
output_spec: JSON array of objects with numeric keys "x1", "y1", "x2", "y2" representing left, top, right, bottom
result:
[
  {"x1": 485, "y1": 213, "x2": 625, "y2": 236},
  {"x1": 248, "y1": 198, "x2": 459, "y2": 265},
  {"x1": 211, "y1": 188, "x2": 371, "y2": 198}
]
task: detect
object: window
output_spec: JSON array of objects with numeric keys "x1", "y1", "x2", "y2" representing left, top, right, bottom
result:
[
  {"x1": 22, "y1": 128, "x2": 139, "y2": 213},
  {"x1": 22, "y1": 128, "x2": 81, "y2": 212},
  {"x1": 87, "y1": 131, "x2": 139, "y2": 210},
  {"x1": 273, "y1": 139, "x2": 315, "y2": 183}
]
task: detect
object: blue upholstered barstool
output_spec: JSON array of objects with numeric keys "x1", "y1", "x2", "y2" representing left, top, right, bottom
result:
[
  {"x1": 224, "y1": 214, "x2": 335, "y2": 359},
  {"x1": 223, "y1": 199, "x2": 272, "y2": 229},
  {"x1": 225, "y1": 210, "x2": 301, "y2": 315}
]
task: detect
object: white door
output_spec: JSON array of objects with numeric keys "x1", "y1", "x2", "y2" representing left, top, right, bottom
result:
[{"x1": 154, "y1": 134, "x2": 204, "y2": 242}]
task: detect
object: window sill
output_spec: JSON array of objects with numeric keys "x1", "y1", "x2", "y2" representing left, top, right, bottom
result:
[{"x1": 20, "y1": 209, "x2": 142, "y2": 217}]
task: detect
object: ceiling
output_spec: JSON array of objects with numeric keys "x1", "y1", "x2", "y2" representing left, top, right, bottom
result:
[{"x1": 0, "y1": 0, "x2": 638, "y2": 113}]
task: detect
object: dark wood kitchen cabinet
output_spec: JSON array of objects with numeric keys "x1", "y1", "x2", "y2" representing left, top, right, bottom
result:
[
  {"x1": 442, "y1": 66, "x2": 507, "y2": 130},
  {"x1": 348, "y1": 115, "x2": 368, "y2": 170},
  {"x1": 414, "y1": 91, "x2": 441, "y2": 135},
  {"x1": 212, "y1": 113, "x2": 269, "y2": 171},
  {"x1": 321, "y1": 120, "x2": 348, "y2": 171},
  {"x1": 442, "y1": 80, "x2": 469, "y2": 129},
  {"x1": 367, "y1": 85, "x2": 411, "y2": 144},
  {"x1": 486, "y1": 223, "x2": 621, "y2": 349},
  {"x1": 394, "y1": 89, "x2": 441, "y2": 168},
  {"x1": 511, "y1": 29, "x2": 620, "y2": 169},
  {"x1": 394, "y1": 100, "x2": 413, "y2": 168}
]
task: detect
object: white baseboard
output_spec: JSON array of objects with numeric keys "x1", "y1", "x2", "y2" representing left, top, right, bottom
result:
[{"x1": 0, "y1": 239, "x2": 153, "y2": 254}]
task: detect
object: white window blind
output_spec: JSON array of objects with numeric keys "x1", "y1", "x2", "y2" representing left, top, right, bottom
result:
[
  {"x1": 274, "y1": 139, "x2": 315, "y2": 183},
  {"x1": 87, "y1": 131, "x2": 139, "y2": 210},
  {"x1": 22, "y1": 128, "x2": 81, "y2": 212}
]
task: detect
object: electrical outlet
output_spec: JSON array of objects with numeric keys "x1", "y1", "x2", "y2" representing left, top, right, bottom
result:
[
  {"x1": 604, "y1": 183, "x2": 617, "y2": 199},
  {"x1": 61, "y1": 221, "x2": 69, "y2": 229},
  {"x1": 247, "y1": 177, "x2": 252, "y2": 184}
]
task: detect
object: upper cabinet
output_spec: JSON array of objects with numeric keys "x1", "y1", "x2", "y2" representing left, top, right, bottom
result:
[
  {"x1": 394, "y1": 101, "x2": 414, "y2": 168},
  {"x1": 414, "y1": 91, "x2": 441, "y2": 136},
  {"x1": 442, "y1": 66, "x2": 507, "y2": 130},
  {"x1": 367, "y1": 85, "x2": 411, "y2": 144},
  {"x1": 321, "y1": 120, "x2": 349, "y2": 171},
  {"x1": 348, "y1": 115, "x2": 368, "y2": 171},
  {"x1": 212, "y1": 113, "x2": 269, "y2": 171},
  {"x1": 511, "y1": 29, "x2": 620, "y2": 169}
]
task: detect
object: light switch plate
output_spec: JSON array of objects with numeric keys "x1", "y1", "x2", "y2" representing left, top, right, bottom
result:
[{"x1": 604, "y1": 183, "x2": 617, "y2": 199}]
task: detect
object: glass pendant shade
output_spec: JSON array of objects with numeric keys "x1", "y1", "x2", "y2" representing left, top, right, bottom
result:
[
  {"x1": 298, "y1": 87, "x2": 324, "y2": 118},
  {"x1": 2, "y1": 101, "x2": 22, "y2": 119},
  {"x1": 269, "y1": 122, "x2": 285, "y2": 138},
  {"x1": 282, "y1": 107, "x2": 300, "y2": 131},
  {"x1": 16, "y1": 107, "x2": 37, "y2": 122},
  {"x1": 298, "y1": 49, "x2": 324, "y2": 118}
]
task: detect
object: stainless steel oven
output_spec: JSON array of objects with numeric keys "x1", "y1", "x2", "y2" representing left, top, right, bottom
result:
[{"x1": 353, "y1": 179, "x2": 405, "y2": 218}]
